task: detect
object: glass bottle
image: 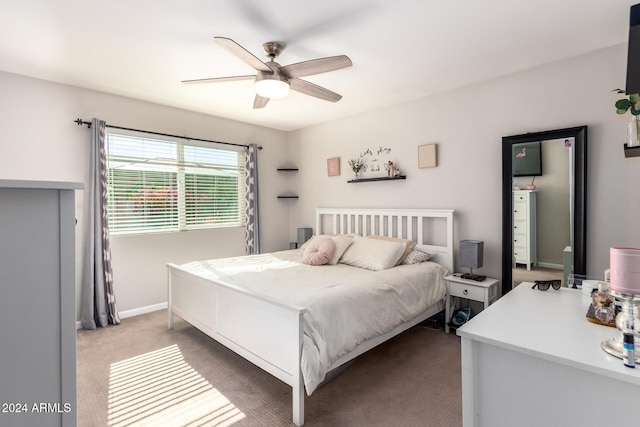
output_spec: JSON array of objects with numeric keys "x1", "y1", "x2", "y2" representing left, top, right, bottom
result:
[{"x1": 593, "y1": 282, "x2": 615, "y2": 323}]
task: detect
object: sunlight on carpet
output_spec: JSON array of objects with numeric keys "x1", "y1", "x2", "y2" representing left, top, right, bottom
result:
[{"x1": 107, "y1": 344, "x2": 245, "y2": 426}]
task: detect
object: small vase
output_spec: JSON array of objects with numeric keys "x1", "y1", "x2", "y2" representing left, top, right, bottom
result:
[{"x1": 628, "y1": 115, "x2": 640, "y2": 147}]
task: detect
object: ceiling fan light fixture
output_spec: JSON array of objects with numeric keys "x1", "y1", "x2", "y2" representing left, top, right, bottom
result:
[{"x1": 255, "y1": 71, "x2": 289, "y2": 99}]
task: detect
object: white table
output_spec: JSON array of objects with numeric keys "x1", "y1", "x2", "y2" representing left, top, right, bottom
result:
[
  {"x1": 457, "y1": 282, "x2": 640, "y2": 427},
  {"x1": 444, "y1": 274, "x2": 499, "y2": 333}
]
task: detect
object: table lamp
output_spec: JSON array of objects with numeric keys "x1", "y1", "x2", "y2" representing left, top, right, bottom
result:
[
  {"x1": 297, "y1": 227, "x2": 313, "y2": 247},
  {"x1": 460, "y1": 240, "x2": 486, "y2": 281}
]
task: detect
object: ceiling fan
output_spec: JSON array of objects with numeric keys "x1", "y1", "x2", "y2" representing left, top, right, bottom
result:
[{"x1": 182, "y1": 37, "x2": 352, "y2": 109}]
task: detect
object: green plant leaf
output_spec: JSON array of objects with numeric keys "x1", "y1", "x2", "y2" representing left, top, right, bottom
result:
[
  {"x1": 630, "y1": 93, "x2": 640, "y2": 103},
  {"x1": 616, "y1": 99, "x2": 631, "y2": 110}
]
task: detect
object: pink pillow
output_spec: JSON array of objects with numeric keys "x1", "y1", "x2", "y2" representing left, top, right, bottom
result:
[{"x1": 302, "y1": 237, "x2": 336, "y2": 266}]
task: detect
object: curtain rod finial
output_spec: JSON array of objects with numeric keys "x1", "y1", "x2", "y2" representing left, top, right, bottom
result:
[{"x1": 75, "y1": 118, "x2": 91, "y2": 128}]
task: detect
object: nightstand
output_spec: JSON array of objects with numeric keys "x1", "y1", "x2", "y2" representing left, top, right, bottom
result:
[{"x1": 444, "y1": 274, "x2": 500, "y2": 333}]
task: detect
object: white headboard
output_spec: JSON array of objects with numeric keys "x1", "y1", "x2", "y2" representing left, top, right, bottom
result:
[{"x1": 315, "y1": 208, "x2": 455, "y2": 273}]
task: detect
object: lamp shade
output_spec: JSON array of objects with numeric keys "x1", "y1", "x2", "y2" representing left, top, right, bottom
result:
[
  {"x1": 610, "y1": 247, "x2": 640, "y2": 294},
  {"x1": 255, "y1": 71, "x2": 290, "y2": 99},
  {"x1": 460, "y1": 240, "x2": 484, "y2": 269},
  {"x1": 297, "y1": 227, "x2": 313, "y2": 247}
]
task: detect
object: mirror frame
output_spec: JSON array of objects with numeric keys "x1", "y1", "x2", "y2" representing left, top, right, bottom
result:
[{"x1": 501, "y1": 126, "x2": 587, "y2": 296}]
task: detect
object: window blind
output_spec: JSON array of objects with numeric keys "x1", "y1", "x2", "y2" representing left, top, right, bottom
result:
[{"x1": 105, "y1": 131, "x2": 246, "y2": 234}]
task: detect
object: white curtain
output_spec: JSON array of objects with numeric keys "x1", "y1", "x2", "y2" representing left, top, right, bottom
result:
[
  {"x1": 80, "y1": 118, "x2": 120, "y2": 329},
  {"x1": 244, "y1": 143, "x2": 261, "y2": 254}
]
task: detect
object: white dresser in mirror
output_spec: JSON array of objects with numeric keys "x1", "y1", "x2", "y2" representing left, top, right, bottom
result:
[{"x1": 512, "y1": 189, "x2": 536, "y2": 270}]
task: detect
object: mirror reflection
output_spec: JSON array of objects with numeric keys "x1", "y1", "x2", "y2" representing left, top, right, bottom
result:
[{"x1": 501, "y1": 127, "x2": 587, "y2": 296}]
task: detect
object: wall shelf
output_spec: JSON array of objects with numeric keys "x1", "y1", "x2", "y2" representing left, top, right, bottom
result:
[
  {"x1": 624, "y1": 143, "x2": 640, "y2": 158},
  {"x1": 347, "y1": 175, "x2": 406, "y2": 183},
  {"x1": 277, "y1": 167, "x2": 298, "y2": 199}
]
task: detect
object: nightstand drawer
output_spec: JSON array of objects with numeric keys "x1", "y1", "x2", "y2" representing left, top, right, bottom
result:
[{"x1": 448, "y1": 283, "x2": 485, "y2": 301}]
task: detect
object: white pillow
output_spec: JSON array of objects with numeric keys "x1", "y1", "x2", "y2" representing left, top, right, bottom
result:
[
  {"x1": 327, "y1": 235, "x2": 354, "y2": 264},
  {"x1": 366, "y1": 235, "x2": 416, "y2": 265},
  {"x1": 339, "y1": 235, "x2": 407, "y2": 271},
  {"x1": 300, "y1": 234, "x2": 354, "y2": 265}
]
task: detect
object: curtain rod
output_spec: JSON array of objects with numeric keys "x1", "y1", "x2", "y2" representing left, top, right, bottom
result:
[{"x1": 74, "y1": 119, "x2": 262, "y2": 150}]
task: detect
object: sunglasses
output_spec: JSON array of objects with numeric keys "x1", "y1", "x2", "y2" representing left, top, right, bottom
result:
[{"x1": 532, "y1": 280, "x2": 561, "y2": 291}]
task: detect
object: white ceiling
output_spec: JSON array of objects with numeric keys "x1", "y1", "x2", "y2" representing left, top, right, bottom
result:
[{"x1": 0, "y1": 0, "x2": 636, "y2": 131}]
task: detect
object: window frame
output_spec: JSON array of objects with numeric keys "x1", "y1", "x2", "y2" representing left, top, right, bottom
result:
[{"x1": 104, "y1": 129, "x2": 247, "y2": 236}]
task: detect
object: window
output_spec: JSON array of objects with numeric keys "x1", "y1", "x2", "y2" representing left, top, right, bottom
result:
[{"x1": 105, "y1": 130, "x2": 246, "y2": 234}]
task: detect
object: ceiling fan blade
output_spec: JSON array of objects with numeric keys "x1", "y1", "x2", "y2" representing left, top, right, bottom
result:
[
  {"x1": 214, "y1": 37, "x2": 271, "y2": 72},
  {"x1": 280, "y1": 55, "x2": 352, "y2": 78},
  {"x1": 253, "y1": 94, "x2": 270, "y2": 109},
  {"x1": 181, "y1": 75, "x2": 255, "y2": 84},
  {"x1": 290, "y1": 78, "x2": 342, "y2": 102}
]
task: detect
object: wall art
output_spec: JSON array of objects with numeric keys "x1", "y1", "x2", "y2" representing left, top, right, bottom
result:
[
  {"x1": 327, "y1": 157, "x2": 340, "y2": 176},
  {"x1": 418, "y1": 144, "x2": 438, "y2": 168}
]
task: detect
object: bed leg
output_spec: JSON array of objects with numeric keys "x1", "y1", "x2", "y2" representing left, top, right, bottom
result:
[
  {"x1": 292, "y1": 378, "x2": 304, "y2": 426},
  {"x1": 292, "y1": 311, "x2": 305, "y2": 425},
  {"x1": 167, "y1": 265, "x2": 174, "y2": 330},
  {"x1": 168, "y1": 308, "x2": 174, "y2": 330}
]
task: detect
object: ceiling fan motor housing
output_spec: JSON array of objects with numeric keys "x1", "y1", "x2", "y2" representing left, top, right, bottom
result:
[{"x1": 262, "y1": 42, "x2": 285, "y2": 59}]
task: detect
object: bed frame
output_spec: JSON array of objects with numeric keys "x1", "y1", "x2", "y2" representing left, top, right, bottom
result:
[{"x1": 167, "y1": 208, "x2": 454, "y2": 426}]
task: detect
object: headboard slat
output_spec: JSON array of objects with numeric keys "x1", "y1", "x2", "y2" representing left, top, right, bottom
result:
[{"x1": 316, "y1": 208, "x2": 455, "y2": 273}]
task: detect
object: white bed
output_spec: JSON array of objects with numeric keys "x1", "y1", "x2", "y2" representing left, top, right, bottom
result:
[{"x1": 167, "y1": 208, "x2": 455, "y2": 426}]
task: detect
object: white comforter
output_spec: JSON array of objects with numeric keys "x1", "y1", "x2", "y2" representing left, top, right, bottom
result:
[{"x1": 180, "y1": 249, "x2": 447, "y2": 394}]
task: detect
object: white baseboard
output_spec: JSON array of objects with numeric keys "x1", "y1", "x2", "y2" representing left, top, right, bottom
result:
[
  {"x1": 120, "y1": 302, "x2": 168, "y2": 319},
  {"x1": 76, "y1": 302, "x2": 167, "y2": 330},
  {"x1": 536, "y1": 262, "x2": 562, "y2": 270}
]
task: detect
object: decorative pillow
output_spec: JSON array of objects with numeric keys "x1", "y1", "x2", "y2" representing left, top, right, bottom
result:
[
  {"x1": 366, "y1": 235, "x2": 417, "y2": 265},
  {"x1": 401, "y1": 248, "x2": 436, "y2": 265},
  {"x1": 338, "y1": 235, "x2": 406, "y2": 271},
  {"x1": 302, "y1": 237, "x2": 337, "y2": 266},
  {"x1": 300, "y1": 234, "x2": 354, "y2": 265}
]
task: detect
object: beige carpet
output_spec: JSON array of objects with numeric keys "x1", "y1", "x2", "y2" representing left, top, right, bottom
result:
[{"x1": 77, "y1": 310, "x2": 462, "y2": 427}]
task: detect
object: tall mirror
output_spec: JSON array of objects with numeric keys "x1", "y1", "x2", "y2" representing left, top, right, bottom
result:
[{"x1": 501, "y1": 126, "x2": 587, "y2": 296}]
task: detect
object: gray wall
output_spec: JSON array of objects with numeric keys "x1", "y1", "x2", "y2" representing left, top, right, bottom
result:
[
  {"x1": 532, "y1": 138, "x2": 571, "y2": 267},
  {"x1": 287, "y1": 44, "x2": 639, "y2": 283},
  {"x1": 2, "y1": 43, "x2": 638, "y2": 317},
  {"x1": 0, "y1": 70, "x2": 290, "y2": 318}
]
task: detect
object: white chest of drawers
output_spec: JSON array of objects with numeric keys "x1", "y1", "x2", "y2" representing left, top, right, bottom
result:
[
  {"x1": 457, "y1": 284, "x2": 640, "y2": 427},
  {"x1": 512, "y1": 190, "x2": 536, "y2": 270}
]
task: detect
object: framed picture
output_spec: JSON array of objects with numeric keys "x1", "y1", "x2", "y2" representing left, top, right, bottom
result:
[
  {"x1": 418, "y1": 144, "x2": 437, "y2": 168},
  {"x1": 512, "y1": 141, "x2": 542, "y2": 177},
  {"x1": 327, "y1": 157, "x2": 340, "y2": 176}
]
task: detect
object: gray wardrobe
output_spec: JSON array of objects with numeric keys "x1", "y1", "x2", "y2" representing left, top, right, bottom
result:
[{"x1": 0, "y1": 180, "x2": 82, "y2": 426}]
